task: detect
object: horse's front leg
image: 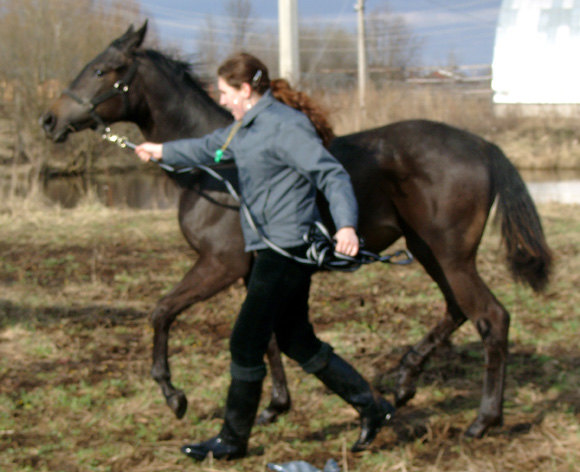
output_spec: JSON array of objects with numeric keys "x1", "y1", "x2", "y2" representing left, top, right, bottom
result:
[
  {"x1": 256, "y1": 335, "x2": 291, "y2": 424},
  {"x1": 150, "y1": 255, "x2": 247, "y2": 419}
]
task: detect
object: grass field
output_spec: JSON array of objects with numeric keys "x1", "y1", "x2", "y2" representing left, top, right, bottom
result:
[{"x1": 0, "y1": 201, "x2": 578, "y2": 472}]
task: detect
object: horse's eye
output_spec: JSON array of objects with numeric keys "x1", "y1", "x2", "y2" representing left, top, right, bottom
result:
[{"x1": 95, "y1": 69, "x2": 104, "y2": 77}]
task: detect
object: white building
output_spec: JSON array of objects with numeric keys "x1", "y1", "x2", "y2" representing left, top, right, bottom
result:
[{"x1": 492, "y1": 0, "x2": 580, "y2": 115}]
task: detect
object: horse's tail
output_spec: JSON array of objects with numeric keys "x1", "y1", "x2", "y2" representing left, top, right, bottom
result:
[{"x1": 488, "y1": 143, "x2": 552, "y2": 292}]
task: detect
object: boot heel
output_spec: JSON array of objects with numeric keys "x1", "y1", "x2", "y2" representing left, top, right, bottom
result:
[
  {"x1": 313, "y1": 353, "x2": 395, "y2": 452},
  {"x1": 181, "y1": 378, "x2": 262, "y2": 461},
  {"x1": 351, "y1": 398, "x2": 395, "y2": 452},
  {"x1": 181, "y1": 437, "x2": 247, "y2": 461}
]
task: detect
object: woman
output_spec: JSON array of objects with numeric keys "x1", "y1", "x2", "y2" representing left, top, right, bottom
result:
[{"x1": 135, "y1": 53, "x2": 394, "y2": 461}]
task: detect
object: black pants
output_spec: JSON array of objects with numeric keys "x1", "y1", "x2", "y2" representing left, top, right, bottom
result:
[{"x1": 230, "y1": 246, "x2": 330, "y2": 381}]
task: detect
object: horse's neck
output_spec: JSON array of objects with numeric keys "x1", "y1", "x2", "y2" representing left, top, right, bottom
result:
[{"x1": 136, "y1": 60, "x2": 232, "y2": 142}]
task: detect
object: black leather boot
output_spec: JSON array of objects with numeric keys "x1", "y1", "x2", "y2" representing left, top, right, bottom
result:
[
  {"x1": 314, "y1": 353, "x2": 395, "y2": 452},
  {"x1": 181, "y1": 378, "x2": 262, "y2": 461}
]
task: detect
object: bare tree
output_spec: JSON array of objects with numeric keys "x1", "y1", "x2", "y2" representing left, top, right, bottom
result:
[
  {"x1": 197, "y1": 14, "x2": 222, "y2": 76},
  {"x1": 366, "y1": 4, "x2": 423, "y2": 79},
  {"x1": 196, "y1": 0, "x2": 256, "y2": 74},
  {"x1": 0, "y1": 0, "x2": 149, "y2": 105},
  {"x1": 225, "y1": 0, "x2": 253, "y2": 52},
  {"x1": 244, "y1": 25, "x2": 279, "y2": 77},
  {"x1": 0, "y1": 0, "x2": 149, "y2": 172},
  {"x1": 299, "y1": 25, "x2": 357, "y2": 88}
]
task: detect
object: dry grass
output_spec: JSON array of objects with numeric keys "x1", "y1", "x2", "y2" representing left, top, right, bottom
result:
[
  {"x1": 316, "y1": 84, "x2": 580, "y2": 170},
  {"x1": 0, "y1": 202, "x2": 578, "y2": 472},
  {"x1": 0, "y1": 80, "x2": 579, "y2": 472},
  {"x1": 2, "y1": 83, "x2": 579, "y2": 216}
]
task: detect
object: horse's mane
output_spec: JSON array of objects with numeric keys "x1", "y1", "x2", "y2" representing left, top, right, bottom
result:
[
  {"x1": 134, "y1": 48, "x2": 332, "y2": 146},
  {"x1": 137, "y1": 49, "x2": 213, "y2": 97}
]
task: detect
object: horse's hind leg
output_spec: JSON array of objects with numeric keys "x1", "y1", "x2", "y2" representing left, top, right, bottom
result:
[
  {"x1": 396, "y1": 226, "x2": 509, "y2": 437},
  {"x1": 395, "y1": 313, "x2": 465, "y2": 407},
  {"x1": 256, "y1": 335, "x2": 292, "y2": 424},
  {"x1": 463, "y1": 282, "x2": 510, "y2": 437},
  {"x1": 442, "y1": 268, "x2": 509, "y2": 437},
  {"x1": 150, "y1": 254, "x2": 248, "y2": 419}
]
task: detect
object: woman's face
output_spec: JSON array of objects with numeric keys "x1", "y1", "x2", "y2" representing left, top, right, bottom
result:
[{"x1": 218, "y1": 77, "x2": 250, "y2": 121}]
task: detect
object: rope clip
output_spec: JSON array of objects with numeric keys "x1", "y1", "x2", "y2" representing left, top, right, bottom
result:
[{"x1": 101, "y1": 127, "x2": 135, "y2": 150}]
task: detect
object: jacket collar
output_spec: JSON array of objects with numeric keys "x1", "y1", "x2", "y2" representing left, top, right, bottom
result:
[{"x1": 240, "y1": 89, "x2": 275, "y2": 127}]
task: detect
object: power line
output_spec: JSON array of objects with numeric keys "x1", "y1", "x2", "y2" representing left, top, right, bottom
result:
[{"x1": 38, "y1": 0, "x2": 501, "y2": 65}]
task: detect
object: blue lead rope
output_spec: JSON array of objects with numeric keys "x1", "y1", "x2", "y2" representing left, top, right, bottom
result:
[{"x1": 102, "y1": 129, "x2": 414, "y2": 272}]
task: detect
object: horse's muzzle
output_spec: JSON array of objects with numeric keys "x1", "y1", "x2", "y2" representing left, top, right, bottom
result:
[{"x1": 39, "y1": 111, "x2": 67, "y2": 142}]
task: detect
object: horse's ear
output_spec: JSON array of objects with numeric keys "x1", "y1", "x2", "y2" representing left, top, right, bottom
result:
[
  {"x1": 113, "y1": 20, "x2": 148, "y2": 54},
  {"x1": 134, "y1": 20, "x2": 148, "y2": 47}
]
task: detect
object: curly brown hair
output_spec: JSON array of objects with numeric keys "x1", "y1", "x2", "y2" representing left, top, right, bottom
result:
[
  {"x1": 218, "y1": 53, "x2": 335, "y2": 148},
  {"x1": 269, "y1": 78, "x2": 335, "y2": 148}
]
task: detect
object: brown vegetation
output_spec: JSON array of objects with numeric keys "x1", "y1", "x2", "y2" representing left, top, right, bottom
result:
[
  {"x1": 0, "y1": 203, "x2": 578, "y2": 471},
  {"x1": 2, "y1": 0, "x2": 579, "y2": 195},
  {"x1": 0, "y1": 0, "x2": 151, "y2": 186},
  {"x1": 323, "y1": 83, "x2": 580, "y2": 170},
  {"x1": 0, "y1": 4, "x2": 579, "y2": 470}
]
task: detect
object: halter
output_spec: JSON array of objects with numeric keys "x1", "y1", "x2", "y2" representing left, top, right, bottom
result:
[{"x1": 63, "y1": 59, "x2": 140, "y2": 132}]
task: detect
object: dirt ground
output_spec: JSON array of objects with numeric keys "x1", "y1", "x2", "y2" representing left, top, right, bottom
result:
[{"x1": 0, "y1": 203, "x2": 579, "y2": 471}]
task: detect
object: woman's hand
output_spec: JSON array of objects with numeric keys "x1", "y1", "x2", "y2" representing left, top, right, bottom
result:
[
  {"x1": 135, "y1": 142, "x2": 163, "y2": 162},
  {"x1": 334, "y1": 226, "x2": 359, "y2": 257}
]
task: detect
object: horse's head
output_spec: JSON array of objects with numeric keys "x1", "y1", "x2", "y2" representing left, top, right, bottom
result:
[{"x1": 41, "y1": 22, "x2": 148, "y2": 142}]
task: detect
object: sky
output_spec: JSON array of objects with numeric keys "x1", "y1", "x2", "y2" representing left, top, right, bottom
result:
[{"x1": 137, "y1": 0, "x2": 503, "y2": 66}]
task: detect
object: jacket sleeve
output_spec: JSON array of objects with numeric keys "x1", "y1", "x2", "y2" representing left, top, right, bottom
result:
[
  {"x1": 161, "y1": 125, "x2": 234, "y2": 168},
  {"x1": 275, "y1": 118, "x2": 359, "y2": 231}
]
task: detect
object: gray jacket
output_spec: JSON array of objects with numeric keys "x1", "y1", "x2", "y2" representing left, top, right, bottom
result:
[{"x1": 162, "y1": 90, "x2": 358, "y2": 252}]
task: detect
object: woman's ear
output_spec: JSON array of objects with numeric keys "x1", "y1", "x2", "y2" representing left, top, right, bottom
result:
[{"x1": 240, "y1": 82, "x2": 253, "y2": 99}]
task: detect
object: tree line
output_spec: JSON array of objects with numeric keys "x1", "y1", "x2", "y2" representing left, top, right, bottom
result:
[
  {"x1": 197, "y1": 0, "x2": 422, "y2": 84},
  {"x1": 0, "y1": 0, "x2": 421, "y2": 175},
  {"x1": 0, "y1": 0, "x2": 151, "y2": 174}
]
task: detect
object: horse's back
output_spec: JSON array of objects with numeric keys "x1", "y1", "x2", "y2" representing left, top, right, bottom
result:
[
  {"x1": 331, "y1": 120, "x2": 497, "y2": 253},
  {"x1": 334, "y1": 119, "x2": 492, "y2": 174}
]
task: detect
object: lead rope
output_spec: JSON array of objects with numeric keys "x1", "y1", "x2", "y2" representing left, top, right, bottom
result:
[{"x1": 102, "y1": 129, "x2": 414, "y2": 272}]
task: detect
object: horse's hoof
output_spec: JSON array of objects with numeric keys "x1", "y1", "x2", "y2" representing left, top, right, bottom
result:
[
  {"x1": 464, "y1": 422, "x2": 486, "y2": 438},
  {"x1": 255, "y1": 404, "x2": 290, "y2": 425},
  {"x1": 167, "y1": 390, "x2": 188, "y2": 419},
  {"x1": 464, "y1": 415, "x2": 502, "y2": 438},
  {"x1": 394, "y1": 386, "x2": 416, "y2": 407}
]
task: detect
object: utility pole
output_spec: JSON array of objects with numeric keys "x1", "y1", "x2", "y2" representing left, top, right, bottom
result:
[
  {"x1": 278, "y1": 0, "x2": 300, "y2": 85},
  {"x1": 355, "y1": 0, "x2": 367, "y2": 127}
]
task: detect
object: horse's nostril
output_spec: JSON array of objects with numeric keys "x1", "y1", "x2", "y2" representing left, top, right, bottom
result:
[{"x1": 41, "y1": 112, "x2": 56, "y2": 132}]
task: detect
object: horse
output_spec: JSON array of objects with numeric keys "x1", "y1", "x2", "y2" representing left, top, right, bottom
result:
[{"x1": 41, "y1": 22, "x2": 552, "y2": 439}]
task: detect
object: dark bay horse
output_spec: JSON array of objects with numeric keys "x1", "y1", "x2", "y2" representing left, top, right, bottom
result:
[{"x1": 41, "y1": 23, "x2": 552, "y2": 439}]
